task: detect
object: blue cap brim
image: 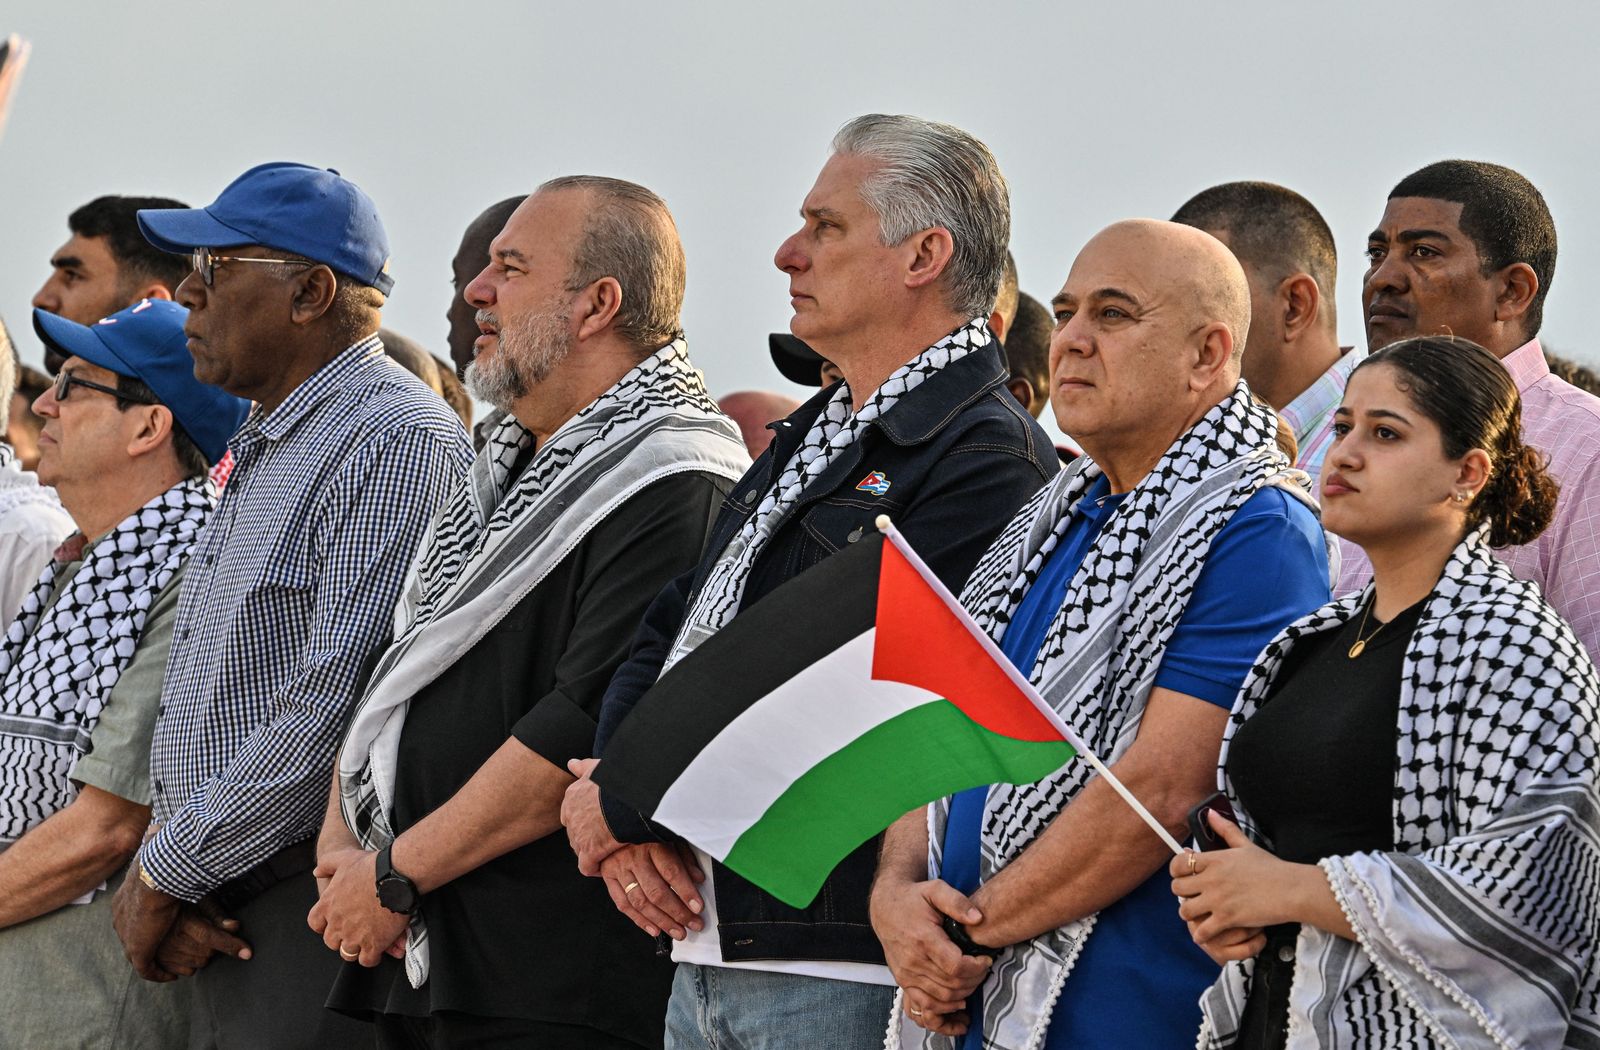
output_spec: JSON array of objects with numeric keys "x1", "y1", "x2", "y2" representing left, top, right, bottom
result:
[
  {"x1": 32, "y1": 309, "x2": 136, "y2": 378},
  {"x1": 138, "y1": 206, "x2": 257, "y2": 254}
]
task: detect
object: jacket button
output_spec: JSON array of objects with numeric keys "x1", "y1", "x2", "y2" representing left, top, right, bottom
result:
[
  {"x1": 742, "y1": 490, "x2": 757, "y2": 505},
  {"x1": 734, "y1": 938, "x2": 754, "y2": 947},
  {"x1": 1277, "y1": 945, "x2": 1294, "y2": 963},
  {"x1": 847, "y1": 527, "x2": 863, "y2": 543}
]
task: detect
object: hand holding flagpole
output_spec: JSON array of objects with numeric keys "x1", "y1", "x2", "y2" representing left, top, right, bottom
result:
[{"x1": 874, "y1": 515, "x2": 1185, "y2": 856}]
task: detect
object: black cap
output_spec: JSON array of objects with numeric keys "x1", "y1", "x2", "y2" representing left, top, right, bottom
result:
[{"x1": 768, "y1": 333, "x2": 828, "y2": 386}]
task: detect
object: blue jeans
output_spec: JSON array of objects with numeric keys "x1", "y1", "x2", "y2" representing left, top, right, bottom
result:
[{"x1": 665, "y1": 963, "x2": 895, "y2": 1050}]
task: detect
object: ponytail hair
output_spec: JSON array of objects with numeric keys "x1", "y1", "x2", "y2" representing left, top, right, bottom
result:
[{"x1": 1356, "y1": 336, "x2": 1560, "y2": 548}]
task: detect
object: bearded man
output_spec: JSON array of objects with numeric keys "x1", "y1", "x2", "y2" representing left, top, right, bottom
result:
[{"x1": 313, "y1": 176, "x2": 750, "y2": 1050}]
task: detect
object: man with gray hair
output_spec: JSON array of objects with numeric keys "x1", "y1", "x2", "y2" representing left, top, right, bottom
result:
[
  {"x1": 561, "y1": 114, "x2": 1057, "y2": 1047},
  {"x1": 314, "y1": 176, "x2": 750, "y2": 1049}
]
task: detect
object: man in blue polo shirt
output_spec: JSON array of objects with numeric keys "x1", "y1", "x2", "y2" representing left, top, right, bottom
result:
[{"x1": 872, "y1": 219, "x2": 1332, "y2": 1049}]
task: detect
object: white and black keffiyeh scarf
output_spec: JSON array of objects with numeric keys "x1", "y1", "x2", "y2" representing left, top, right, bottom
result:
[
  {"x1": 892, "y1": 382, "x2": 1310, "y2": 1050},
  {"x1": 1197, "y1": 529, "x2": 1600, "y2": 1050},
  {"x1": 0, "y1": 477, "x2": 213, "y2": 846},
  {"x1": 665, "y1": 318, "x2": 991, "y2": 671},
  {"x1": 337, "y1": 340, "x2": 749, "y2": 988}
]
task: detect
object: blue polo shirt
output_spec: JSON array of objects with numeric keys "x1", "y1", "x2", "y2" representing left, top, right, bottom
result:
[{"x1": 944, "y1": 475, "x2": 1330, "y2": 1050}]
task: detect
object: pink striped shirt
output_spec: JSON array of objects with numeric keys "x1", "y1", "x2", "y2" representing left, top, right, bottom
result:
[{"x1": 1336, "y1": 338, "x2": 1600, "y2": 658}]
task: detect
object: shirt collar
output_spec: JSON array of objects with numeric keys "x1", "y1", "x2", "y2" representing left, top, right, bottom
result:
[
  {"x1": 1498, "y1": 337, "x2": 1547, "y2": 393},
  {"x1": 1278, "y1": 346, "x2": 1365, "y2": 443},
  {"x1": 234, "y1": 335, "x2": 387, "y2": 451}
]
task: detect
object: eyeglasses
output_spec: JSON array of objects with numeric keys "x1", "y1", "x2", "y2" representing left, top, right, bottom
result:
[
  {"x1": 53, "y1": 367, "x2": 157, "y2": 405},
  {"x1": 190, "y1": 246, "x2": 314, "y2": 287}
]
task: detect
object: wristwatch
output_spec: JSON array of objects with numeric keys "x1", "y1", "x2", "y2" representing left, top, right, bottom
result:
[
  {"x1": 942, "y1": 914, "x2": 997, "y2": 957},
  {"x1": 374, "y1": 845, "x2": 420, "y2": 916}
]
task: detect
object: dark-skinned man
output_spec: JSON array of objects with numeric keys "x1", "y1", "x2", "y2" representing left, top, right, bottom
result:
[
  {"x1": 562, "y1": 114, "x2": 1058, "y2": 1049},
  {"x1": 1336, "y1": 160, "x2": 1600, "y2": 659},
  {"x1": 447, "y1": 195, "x2": 527, "y2": 448},
  {"x1": 313, "y1": 175, "x2": 750, "y2": 1049},
  {"x1": 0, "y1": 299, "x2": 248, "y2": 1048},
  {"x1": 110, "y1": 163, "x2": 472, "y2": 1049},
  {"x1": 872, "y1": 220, "x2": 1331, "y2": 1048}
]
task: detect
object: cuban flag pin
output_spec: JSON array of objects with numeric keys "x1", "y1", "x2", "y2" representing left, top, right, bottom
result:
[{"x1": 855, "y1": 471, "x2": 891, "y2": 496}]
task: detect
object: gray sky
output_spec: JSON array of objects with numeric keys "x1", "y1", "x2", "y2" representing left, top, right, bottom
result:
[{"x1": 5, "y1": 0, "x2": 1599, "y2": 442}]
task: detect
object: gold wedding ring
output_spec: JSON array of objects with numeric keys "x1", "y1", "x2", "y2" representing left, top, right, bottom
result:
[
  {"x1": 1187, "y1": 852, "x2": 1198, "y2": 876},
  {"x1": 623, "y1": 881, "x2": 641, "y2": 894},
  {"x1": 339, "y1": 946, "x2": 360, "y2": 960},
  {"x1": 908, "y1": 1007, "x2": 925, "y2": 1017}
]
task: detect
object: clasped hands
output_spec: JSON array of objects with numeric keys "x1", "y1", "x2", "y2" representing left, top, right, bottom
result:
[
  {"x1": 307, "y1": 847, "x2": 409, "y2": 966},
  {"x1": 111, "y1": 860, "x2": 252, "y2": 983},
  {"x1": 869, "y1": 876, "x2": 993, "y2": 1038},
  {"x1": 562, "y1": 757, "x2": 705, "y2": 940}
]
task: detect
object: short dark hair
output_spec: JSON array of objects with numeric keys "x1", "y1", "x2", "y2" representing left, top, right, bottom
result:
[
  {"x1": 1172, "y1": 181, "x2": 1337, "y2": 317},
  {"x1": 15, "y1": 363, "x2": 51, "y2": 401},
  {"x1": 114, "y1": 374, "x2": 209, "y2": 479},
  {"x1": 1388, "y1": 161, "x2": 1557, "y2": 339},
  {"x1": 68, "y1": 196, "x2": 191, "y2": 294},
  {"x1": 1358, "y1": 336, "x2": 1558, "y2": 548},
  {"x1": 1004, "y1": 291, "x2": 1052, "y2": 414}
]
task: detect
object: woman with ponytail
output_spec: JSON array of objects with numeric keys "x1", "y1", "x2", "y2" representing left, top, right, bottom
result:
[{"x1": 1170, "y1": 336, "x2": 1600, "y2": 1049}]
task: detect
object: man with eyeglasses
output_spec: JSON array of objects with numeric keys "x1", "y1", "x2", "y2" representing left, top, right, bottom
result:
[
  {"x1": 0, "y1": 315, "x2": 72, "y2": 623},
  {"x1": 108, "y1": 163, "x2": 472, "y2": 1049},
  {"x1": 0, "y1": 298, "x2": 248, "y2": 1048}
]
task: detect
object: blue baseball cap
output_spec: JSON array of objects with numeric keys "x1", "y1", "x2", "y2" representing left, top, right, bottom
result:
[
  {"x1": 32, "y1": 300, "x2": 252, "y2": 464},
  {"x1": 137, "y1": 162, "x2": 394, "y2": 294}
]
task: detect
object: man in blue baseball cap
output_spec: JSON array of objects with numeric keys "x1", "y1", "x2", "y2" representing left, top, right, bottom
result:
[
  {"x1": 0, "y1": 298, "x2": 248, "y2": 1048},
  {"x1": 112, "y1": 163, "x2": 471, "y2": 1049}
]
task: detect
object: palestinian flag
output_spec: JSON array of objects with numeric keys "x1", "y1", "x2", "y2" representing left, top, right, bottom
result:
[{"x1": 594, "y1": 524, "x2": 1077, "y2": 909}]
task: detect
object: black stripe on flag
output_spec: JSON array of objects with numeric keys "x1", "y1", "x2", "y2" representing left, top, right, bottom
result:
[{"x1": 595, "y1": 531, "x2": 884, "y2": 815}]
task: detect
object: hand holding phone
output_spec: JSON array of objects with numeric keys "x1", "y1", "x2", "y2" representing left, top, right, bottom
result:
[{"x1": 1186, "y1": 791, "x2": 1237, "y2": 851}]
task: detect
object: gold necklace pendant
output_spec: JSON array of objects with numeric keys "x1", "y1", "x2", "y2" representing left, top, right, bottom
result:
[{"x1": 1347, "y1": 597, "x2": 1386, "y2": 659}]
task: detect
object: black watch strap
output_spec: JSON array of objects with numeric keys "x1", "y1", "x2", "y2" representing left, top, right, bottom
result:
[
  {"x1": 374, "y1": 844, "x2": 420, "y2": 916},
  {"x1": 942, "y1": 914, "x2": 995, "y2": 956}
]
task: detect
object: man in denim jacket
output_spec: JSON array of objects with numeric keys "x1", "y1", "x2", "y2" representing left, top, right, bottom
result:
[{"x1": 557, "y1": 114, "x2": 1057, "y2": 1049}]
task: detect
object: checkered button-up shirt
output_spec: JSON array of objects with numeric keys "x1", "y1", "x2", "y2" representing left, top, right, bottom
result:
[
  {"x1": 1337, "y1": 338, "x2": 1600, "y2": 660},
  {"x1": 1278, "y1": 345, "x2": 1365, "y2": 485},
  {"x1": 139, "y1": 337, "x2": 472, "y2": 900}
]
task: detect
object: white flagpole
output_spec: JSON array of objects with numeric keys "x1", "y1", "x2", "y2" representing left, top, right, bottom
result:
[{"x1": 875, "y1": 515, "x2": 1185, "y2": 856}]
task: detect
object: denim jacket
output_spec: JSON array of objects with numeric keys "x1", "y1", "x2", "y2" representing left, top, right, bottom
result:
[{"x1": 595, "y1": 341, "x2": 1058, "y2": 966}]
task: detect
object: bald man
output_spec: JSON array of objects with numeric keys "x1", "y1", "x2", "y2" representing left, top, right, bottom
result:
[
  {"x1": 717, "y1": 390, "x2": 802, "y2": 456},
  {"x1": 872, "y1": 221, "x2": 1331, "y2": 1050}
]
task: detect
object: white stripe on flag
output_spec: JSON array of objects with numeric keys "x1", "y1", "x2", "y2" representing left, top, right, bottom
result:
[{"x1": 652, "y1": 628, "x2": 942, "y2": 859}]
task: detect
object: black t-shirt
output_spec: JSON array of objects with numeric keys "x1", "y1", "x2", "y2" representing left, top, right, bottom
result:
[
  {"x1": 327, "y1": 470, "x2": 727, "y2": 1047},
  {"x1": 1224, "y1": 597, "x2": 1423, "y2": 1050},
  {"x1": 1227, "y1": 598, "x2": 1424, "y2": 862}
]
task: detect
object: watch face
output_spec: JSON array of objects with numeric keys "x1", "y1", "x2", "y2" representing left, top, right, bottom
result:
[{"x1": 377, "y1": 876, "x2": 417, "y2": 915}]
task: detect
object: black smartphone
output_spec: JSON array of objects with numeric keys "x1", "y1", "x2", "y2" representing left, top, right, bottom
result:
[{"x1": 1186, "y1": 791, "x2": 1237, "y2": 851}]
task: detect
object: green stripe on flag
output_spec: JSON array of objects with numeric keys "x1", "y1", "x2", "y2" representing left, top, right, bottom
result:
[{"x1": 721, "y1": 699, "x2": 1075, "y2": 908}]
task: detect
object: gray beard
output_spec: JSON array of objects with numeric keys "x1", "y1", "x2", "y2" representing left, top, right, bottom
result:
[{"x1": 465, "y1": 306, "x2": 573, "y2": 411}]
